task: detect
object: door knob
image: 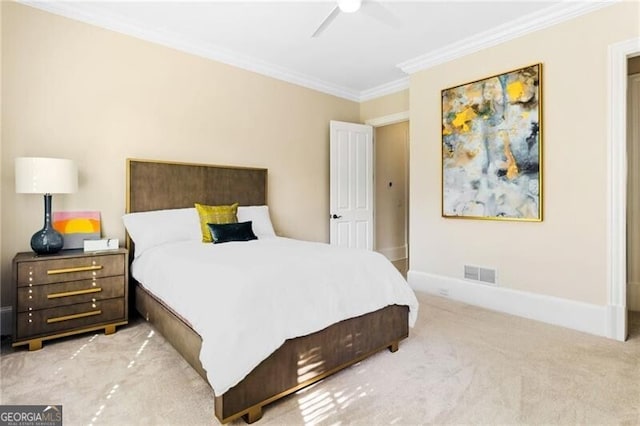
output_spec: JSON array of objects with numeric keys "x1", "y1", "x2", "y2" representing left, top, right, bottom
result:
[{"x1": 331, "y1": 214, "x2": 342, "y2": 219}]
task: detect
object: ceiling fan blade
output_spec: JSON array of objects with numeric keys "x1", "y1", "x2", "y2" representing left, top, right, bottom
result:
[
  {"x1": 311, "y1": 5, "x2": 340, "y2": 38},
  {"x1": 361, "y1": 0, "x2": 401, "y2": 29}
]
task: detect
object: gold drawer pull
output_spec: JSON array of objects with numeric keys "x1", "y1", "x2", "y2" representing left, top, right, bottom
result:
[
  {"x1": 47, "y1": 310, "x2": 102, "y2": 324},
  {"x1": 47, "y1": 288, "x2": 102, "y2": 299},
  {"x1": 47, "y1": 265, "x2": 103, "y2": 275}
]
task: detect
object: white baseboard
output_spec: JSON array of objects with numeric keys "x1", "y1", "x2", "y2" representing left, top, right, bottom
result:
[
  {"x1": 0, "y1": 306, "x2": 12, "y2": 336},
  {"x1": 408, "y1": 270, "x2": 609, "y2": 338},
  {"x1": 628, "y1": 281, "x2": 640, "y2": 312},
  {"x1": 377, "y1": 245, "x2": 407, "y2": 261}
]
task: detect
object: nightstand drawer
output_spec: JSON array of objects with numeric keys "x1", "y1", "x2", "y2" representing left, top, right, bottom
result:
[
  {"x1": 17, "y1": 253, "x2": 125, "y2": 286},
  {"x1": 16, "y1": 298, "x2": 125, "y2": 339},
  {"x1": 16, "y1": 276, "x2": 125, "y2": 312}
]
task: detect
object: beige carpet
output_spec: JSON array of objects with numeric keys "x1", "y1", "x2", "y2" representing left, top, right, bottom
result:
[{"x1": 1, "y1": 292, "x2": 639, "y2": 425}]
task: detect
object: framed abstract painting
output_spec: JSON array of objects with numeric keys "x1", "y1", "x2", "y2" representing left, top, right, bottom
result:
[{"x1": 441, "y1": 63, "x2": 542, "y2": 221}]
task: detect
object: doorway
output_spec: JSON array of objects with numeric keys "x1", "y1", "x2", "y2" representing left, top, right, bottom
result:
[
  {"x1": 627, "y1": 56, "x2": 640, "y2": 338},
  {"x1": 374, "y1": 121, "x2": 409, "y2": 276}
]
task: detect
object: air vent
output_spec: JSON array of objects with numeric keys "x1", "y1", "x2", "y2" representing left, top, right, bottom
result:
[
  {"x1": 464, "y1": 265, "x2": 479, "y2": 280},
  {"x1": 479, "y1": 268, "x2": 496, "y2": 284},
  {"x1": 464, "y1": 264, "x2": 497, "y2": 285}
]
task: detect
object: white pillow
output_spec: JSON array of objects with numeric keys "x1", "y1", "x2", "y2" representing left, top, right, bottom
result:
[
  {"x1": 237, "y1": 205, "x2": 276, "y2": 239},
  {"x1": 122, "y1": 207, "x2": 201, "y2": 257}
]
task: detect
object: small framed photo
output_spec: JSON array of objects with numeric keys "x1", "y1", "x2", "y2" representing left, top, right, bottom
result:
[{"x1": 53, "y1": 211, "x2": 101, "y2": 249}]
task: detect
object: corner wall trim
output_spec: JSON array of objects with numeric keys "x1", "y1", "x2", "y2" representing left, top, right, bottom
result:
[
  {"x1": 0, "y1": 306, "x2": 13, "y2": 336},
  {"x1": 408, "y1": 270, "x2": 609, "y2": 338}
]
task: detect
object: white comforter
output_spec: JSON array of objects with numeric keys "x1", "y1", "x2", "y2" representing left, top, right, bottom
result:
[{"x1": 131, "y1": 237, "x2": 419, "y2": 395}]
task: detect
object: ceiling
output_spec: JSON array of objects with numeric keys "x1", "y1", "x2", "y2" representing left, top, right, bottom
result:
[{"x1": 24, "y1": 1, "x2": 613, "y2": 101}]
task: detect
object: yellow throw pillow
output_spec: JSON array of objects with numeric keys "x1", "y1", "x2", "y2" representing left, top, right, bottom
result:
[{"x1": 195, "y1": 202, "x2": 239, "y2": 242}]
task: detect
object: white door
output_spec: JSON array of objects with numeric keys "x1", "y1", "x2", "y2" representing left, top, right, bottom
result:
[{"x1": 329, "y1": 120, "x2": 374, "y2": 249}]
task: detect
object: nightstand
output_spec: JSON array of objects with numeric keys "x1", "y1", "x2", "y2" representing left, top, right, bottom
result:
[{"x1": 12, "y1": 248, "x2": 129, "y2": 351}]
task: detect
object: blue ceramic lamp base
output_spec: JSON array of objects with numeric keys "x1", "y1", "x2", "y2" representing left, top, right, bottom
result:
[{"x1": 31, "y1": 194, "x2": 64, "y2": 255}]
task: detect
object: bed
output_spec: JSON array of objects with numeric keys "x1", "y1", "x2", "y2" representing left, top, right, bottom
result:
[{"x1": 125, "y1": 158, "x2": 417, "y2": 424}]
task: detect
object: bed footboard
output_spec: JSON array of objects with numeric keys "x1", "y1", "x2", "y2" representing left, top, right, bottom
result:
[
  {"x1": 136, "y1": 284, "x2": 408, "y2": 424},
  {"x1": 214, "y1": 304, "x2": 408, "y2": 423}
]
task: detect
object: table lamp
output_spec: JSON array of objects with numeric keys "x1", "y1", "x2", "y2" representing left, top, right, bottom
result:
[{"x1": 15, "y1": 157, "x2": 78, "y2": 255}]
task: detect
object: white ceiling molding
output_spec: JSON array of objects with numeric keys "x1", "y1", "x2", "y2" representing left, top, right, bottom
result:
[
  {"x1": 20, "y1": 1, "x2": 362, "y2": 102},
  {"x1": 398, "y1": 1, "x2": 619, "y2": 75},
  {"x1": 359, "y1": 77, "x2": 409, "y2": 102},
  {"x1": 20, "y1": 1, "x2": 619, "y2": 103}
]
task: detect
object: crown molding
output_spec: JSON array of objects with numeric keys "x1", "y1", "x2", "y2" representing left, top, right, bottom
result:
[
  {"x1": 359, "y1": 77, "x2": 409, "y2": 102},
  {"x1": 398, "y1": 1, "x2": 619, "y2": 74},
  {"x1": 19, "y1": 1, "x2": 362, "y2": 102},
  {"x1": 19, "y1": 0, "x2": 620, "y2": 103}
]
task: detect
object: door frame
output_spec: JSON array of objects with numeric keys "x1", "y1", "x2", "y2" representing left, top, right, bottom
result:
[
  {"x1": 365, "y1": 111, "x2": 410, "y2": 260},
  {"x1": 608, "y1": 37, "x2": 640, "y2": 341}
]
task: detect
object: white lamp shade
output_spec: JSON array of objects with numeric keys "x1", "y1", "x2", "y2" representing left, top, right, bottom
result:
[{"x1": 15, "y1": 157, "x2": 78, "y2": 194}]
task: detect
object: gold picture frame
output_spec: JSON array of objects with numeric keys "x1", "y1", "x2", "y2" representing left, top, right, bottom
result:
[{"x1": 441, "y1": 63, "x2": 542, "y2": 221}]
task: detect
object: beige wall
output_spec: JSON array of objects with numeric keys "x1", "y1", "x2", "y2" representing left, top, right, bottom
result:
[
  {"x1": 0, "y1": 2, "x2": 359, "y2": 307},
  {"x1": 375, "y1": 121, "x2": 408, "y2": 259},
  {"x1": 360, "y1": 90, "x2": 409, "y2": 123},
  {"x1": 409, "y1": 2, "x2": 640, "y2": 306}
]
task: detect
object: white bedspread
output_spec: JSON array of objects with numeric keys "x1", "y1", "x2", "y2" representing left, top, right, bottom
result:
[{"x1": 131, "y1": 237, "x2": 419, "y2": 395}]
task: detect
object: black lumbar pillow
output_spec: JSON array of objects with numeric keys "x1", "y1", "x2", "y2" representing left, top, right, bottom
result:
[{"x1": 207, "y1": 221, "x2": 258, "y2": 244}]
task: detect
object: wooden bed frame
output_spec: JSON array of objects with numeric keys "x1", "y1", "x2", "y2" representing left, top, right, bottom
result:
[{"x1": 126, "y1": 159, "x2": 410, "y2": 424}]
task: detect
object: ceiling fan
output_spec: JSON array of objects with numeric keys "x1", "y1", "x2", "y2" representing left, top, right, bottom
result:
[{"x1": 311, "y1": 0, "x2": 401, "y2": 38}]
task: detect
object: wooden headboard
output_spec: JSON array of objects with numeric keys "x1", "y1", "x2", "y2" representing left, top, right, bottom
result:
[{"x1": 126, "y1": 159, "x2": 267, "y2": 214}]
